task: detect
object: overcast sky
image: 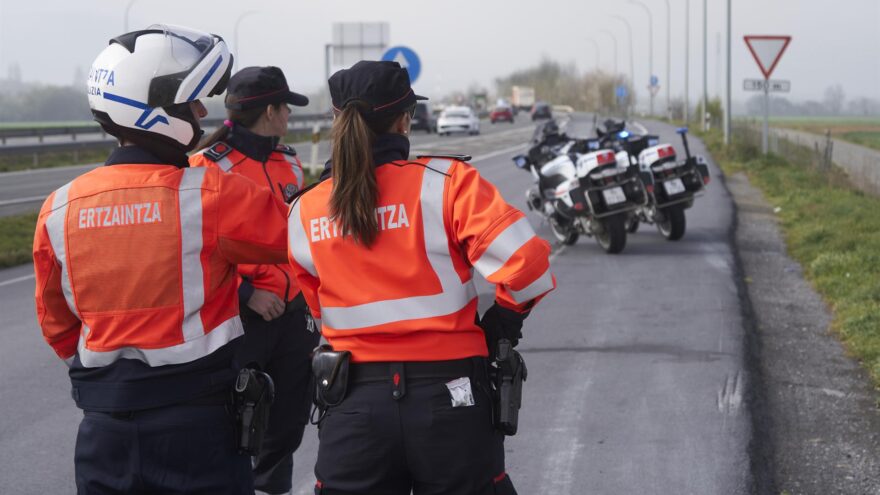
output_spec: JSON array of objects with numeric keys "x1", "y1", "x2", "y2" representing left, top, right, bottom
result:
[{"x1": 0, "y1": 0, "x2": 878, "y2": 112}]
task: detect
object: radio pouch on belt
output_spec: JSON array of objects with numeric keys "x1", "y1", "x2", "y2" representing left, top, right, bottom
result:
[
  {"x1": 311, "y1": 345, "x2": 352, "y2": 410},
  {"x1": 232, "y1": 368, "x2": 275, "y2": 456},
  {"x1": 493, "y1": 339, "x2": 528, "y2": 436}
]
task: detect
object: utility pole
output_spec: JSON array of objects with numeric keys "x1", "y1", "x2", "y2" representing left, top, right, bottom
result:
[
  {"x1": 684, "y1": 0, "x2": 690, "y2": 124},
  {"x1": 724, "y1": 0, "x2": 732, "y2": 145},
  {"x1": 629, "y1": 0, "x2": 654, "y2": 116},
  {"x1": 702, "y1": 0, "x2": 709, "y2": 131}
]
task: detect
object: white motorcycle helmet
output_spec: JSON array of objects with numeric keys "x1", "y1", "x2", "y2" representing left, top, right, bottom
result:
[{"x1": 88, "y1": 25, "x2": 232, "y2": 152}]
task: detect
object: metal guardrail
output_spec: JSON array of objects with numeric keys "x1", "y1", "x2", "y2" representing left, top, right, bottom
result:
[{"x1": 0, "y1": 113, "x2": 333, "y2": 147}]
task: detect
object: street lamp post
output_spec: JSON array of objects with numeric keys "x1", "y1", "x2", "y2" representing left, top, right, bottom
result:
[
  {"x1": 233, "y1": 11, "x2": 258, "y2": 71},
  {"x1": 610, "y1": 15, "x2": 635, "y2": 116},
  {"x1": 684, "y1": 0, "x2": 690, "y2": 124},
  {"x1": 585, "y1": 38, "x2": 600, "y2": 72},
  {"x1": 703, "y1": 0, "x2": 709, "y2": 131},
  {"x1": 629, "y1": 0, "x2": 654, "y2": 116},
  {"x1": 599, "y1": 30, "x2": 619, "y2": 76},
  {"x1": 663, "y1": 0, "x2": 672, "y2": 120},
  {"x1": 124, "y1": 0, "x2": 138, "y2": 32}
]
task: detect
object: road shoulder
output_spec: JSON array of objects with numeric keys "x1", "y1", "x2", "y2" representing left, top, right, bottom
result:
[{"x1": 727, "y1": 171, "x2": 880, "y2": 494}]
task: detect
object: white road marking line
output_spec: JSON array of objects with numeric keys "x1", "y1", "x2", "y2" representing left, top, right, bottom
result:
[
  {"x1": 471, "y1": 144, "x2": 527, "y2": 164},
  {"x1": 632, "y1": 121, "x2": 649, "y2": 135},
  {"x1": 0, "y1": 273, "x2": 35, "y2": 288},
  {"x1": 0, "y1": 195, "x2": 47, "y2": 207}
]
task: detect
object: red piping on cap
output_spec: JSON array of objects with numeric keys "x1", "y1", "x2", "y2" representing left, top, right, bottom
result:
[{"x1": 373, "y1": 88, "x2": 414, "y2": 111}]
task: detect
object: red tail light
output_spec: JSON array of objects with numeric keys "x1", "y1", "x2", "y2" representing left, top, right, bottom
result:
[
  {"x1": 646, "y1": 184, "x2": 655, "y2": 194},
  {"x1": 574, "y1": 202, "x2": 585, "y2": 211},
  {"x1": 703, "y1": 176, "x2": 711, "y2": 185}
]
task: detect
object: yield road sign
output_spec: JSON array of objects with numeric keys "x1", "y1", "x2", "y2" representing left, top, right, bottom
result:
[
  {"x1": 743, "y1": 35, "x2": 792, "y2": 79},
  {"x1": 743, "y1": 79, "x2": 791, "y2": 92},
  {"x1": 381, "y1": 46, "x2": 421, "y2": 83}
]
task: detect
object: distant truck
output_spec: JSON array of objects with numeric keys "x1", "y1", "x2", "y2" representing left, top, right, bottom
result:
[{"x1": 511, "y1": 86, "x2": 535, "y2": 111}]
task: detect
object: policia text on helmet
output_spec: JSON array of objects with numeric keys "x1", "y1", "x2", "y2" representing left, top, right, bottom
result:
[{"x1": 88, "y1": 25, "x2": 233, "y2": 166}]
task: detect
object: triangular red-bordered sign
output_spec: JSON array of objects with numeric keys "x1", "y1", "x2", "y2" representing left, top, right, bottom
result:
[{"x1": 744, "y1": 35, "x2": 791, "y2": 79}]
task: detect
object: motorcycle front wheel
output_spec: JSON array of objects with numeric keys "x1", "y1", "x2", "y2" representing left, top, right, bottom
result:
[
  {"x1": 657, "y1": 205, "x2": 686, "y2": 241},
  {"x1": 595, "y1": 214, "x2": 627, "y2": 254},
  {"x1": 549, "y1": 216, "x2": 579, "y2": 245}
]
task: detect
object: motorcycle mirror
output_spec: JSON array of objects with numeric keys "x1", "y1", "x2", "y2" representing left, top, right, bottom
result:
[{"x1": 512, "y1": 155, "x2": 530, "y2": 169}]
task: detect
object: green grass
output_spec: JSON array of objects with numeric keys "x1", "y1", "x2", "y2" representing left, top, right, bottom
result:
[
  {"x1": 0, "y1": 148, "x2": 112, "y2": 172},
  {"x1": 702, "y1": 129, "x2": 880, "y2": 387},
  {"x1": 839, "y1": 131, "x2": 880, "y2": 151},
  {"x1": 0, "y1": 213, "x2": 38, "y2": 269}
]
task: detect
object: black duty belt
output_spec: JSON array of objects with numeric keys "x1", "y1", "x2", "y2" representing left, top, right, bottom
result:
[{"x1": 350, "y1": 357, "x2": 483, "y2": 384}]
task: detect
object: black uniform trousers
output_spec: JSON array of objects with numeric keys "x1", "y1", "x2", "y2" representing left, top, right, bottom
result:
[
  {"x1": 238, "y1": 305, "x2": 320, "y2": 494},
  {"x1": 313, "y1": 358, "x2": 518, "y2": 495},
  {"x1": 74, "y1": 404, "x2": 252, "y2": 494}
]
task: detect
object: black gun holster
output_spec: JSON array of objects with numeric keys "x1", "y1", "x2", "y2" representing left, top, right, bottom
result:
[
  {"x1": 232, "y1": 367, "x2": 275, "y2": 456},
  {"x1": 492, "y1": 339, "x2": 528, "y2": 436},
  {"x1": 310, "y1": 345, "x2": 351, "y2": 424}
]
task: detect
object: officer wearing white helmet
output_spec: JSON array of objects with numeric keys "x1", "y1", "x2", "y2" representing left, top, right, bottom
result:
[{"x1": 32, "y1": 25, "x2": 290, "y2": 493}]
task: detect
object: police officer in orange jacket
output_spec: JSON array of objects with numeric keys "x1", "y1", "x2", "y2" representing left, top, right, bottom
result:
[
  {"x1": 191, "y1": 66, "x2": 320, "y2": 495},
  {"x1": 287, "y1": 60, "x2": 556, "y2": 495},
  {"x1": 33, "y1": 26, "x2": 290, "y2": 494}
]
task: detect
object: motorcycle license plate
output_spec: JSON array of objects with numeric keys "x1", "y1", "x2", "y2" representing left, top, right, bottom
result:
[
  {"x1": 602, "y1": 186, "x2": 627, "y2": 205},
  {"x1": 664, "y1": 178, "x2": 686, "y2": 196}
]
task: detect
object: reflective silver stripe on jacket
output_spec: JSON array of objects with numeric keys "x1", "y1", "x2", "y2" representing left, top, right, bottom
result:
[
  {"x1": 288, "y1": 200, "x2": 317, "y2": 276},
  {"x1": 282, "y1": 153, "x2": 304, "y2": 187},
  {"x1": 45, "y1": 182, "x2": 80, "y2": 318},
  {"x1": 178, "y1": 167, "x2": 207, "y2": 342},
  {"x1": 216, "y1": 155, "x2": 234, "y2": 172},
  {"x1": 320, "y1": 159, "x2": 477, "y2": 330},
  {"x1": 76, "y1": 316, "x2": 244, "y2": 368},
  {"x1": 471, "y1": 216, "x2": 537, "y2": 279},
  {"x1": 509, "y1": 265, "x2": 554, "y2": 303}
]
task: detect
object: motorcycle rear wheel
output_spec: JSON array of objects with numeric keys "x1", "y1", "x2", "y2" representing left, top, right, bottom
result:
[
  {"x1": 657, "y1": 205, "x2": 686, "y2": 241},
  {"x1": 595, "y1": 214, "x2": 627, "y2": 254},
  {"x1": 549, "y1": 216, "x2": 579, "y2": 245}
]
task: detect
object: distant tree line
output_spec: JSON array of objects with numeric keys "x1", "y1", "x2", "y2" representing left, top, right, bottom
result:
[
  {"x1": 494, "y1": 57, "x2": 634, "y2": 114},
  {"x1": 744, "y1": 84, "x2": 880, "y2": 117},
  {"x1": 0, "y1": 80, "x2": 92, "y2": 122}
]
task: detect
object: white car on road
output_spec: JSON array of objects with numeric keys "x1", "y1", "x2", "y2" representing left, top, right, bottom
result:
[{"x1": 436, "y1": 106, "x2": 480, "y2": 136}]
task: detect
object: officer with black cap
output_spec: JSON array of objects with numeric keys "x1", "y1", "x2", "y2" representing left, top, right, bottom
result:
[
  {"x1": 192, "y1": 66, "x2": 320, "y2": 495},
  {"x1": 287, "y1": 60, "x2": 554, "y2": 494}
]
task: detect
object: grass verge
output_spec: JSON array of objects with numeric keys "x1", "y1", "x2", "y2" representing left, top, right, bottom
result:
[
  {"x1": 701, "y1": 128, "x2": 880, "y2": 387},
  {"x1": 0, "y1": 213, "x2": 38, "y2": 269}
]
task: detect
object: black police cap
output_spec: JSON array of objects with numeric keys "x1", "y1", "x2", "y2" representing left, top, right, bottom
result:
[
  {"x1": 225, "y1": 66, "x2": 309, "y2": 110},
  {"x1": 328, "y1": 61, "x2": 427, "y2": 118}
]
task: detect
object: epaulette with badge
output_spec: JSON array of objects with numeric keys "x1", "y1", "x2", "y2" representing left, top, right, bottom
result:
[
  {"x1": 416, "y1": 154, "x2": 472, "y2": 162},
  {"x1": 276, "y1": 144, "x2": 298, "y2": 156},
  {"x1": 202, "y1": 141, "x2": 233, "y2": 162}
]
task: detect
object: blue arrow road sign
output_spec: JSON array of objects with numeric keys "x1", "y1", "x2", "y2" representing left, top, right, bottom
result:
[
  {"x1": 615, "y1": 85, "x2": 628, "y2": 99},
  {"x1": 381, "y1": 46, "x2": 421, "y2": 84},
  {"x1": 650, "y1": 75, "x2": 659, "y2": 87}
]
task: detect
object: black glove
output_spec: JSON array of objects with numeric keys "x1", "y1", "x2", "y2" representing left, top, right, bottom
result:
[{"x1": 479, "y1": 303, "x2": 528, "y2": 352}]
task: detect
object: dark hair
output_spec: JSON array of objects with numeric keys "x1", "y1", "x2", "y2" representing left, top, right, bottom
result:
[
  {"x1": 329, "y1": 102, "x2": 404, "y2": 246},
  {"x1": 198, "y1": 95, "x2": 283, "y2": 149}
]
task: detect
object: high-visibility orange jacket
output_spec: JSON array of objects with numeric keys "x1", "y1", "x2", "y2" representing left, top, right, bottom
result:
[
  {"x1": 33, "y1": 146, "x2": 289, "y2": 409},
  {"x1": 288, "y1": 153, "x2": 555, "y2": 363},
  {"x1": 190, "y1": 139, "x2": 304, "y2": 304}
]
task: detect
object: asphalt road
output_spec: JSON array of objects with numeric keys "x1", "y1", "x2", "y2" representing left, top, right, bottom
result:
[{"x1": 0, "y1": 114, "x2": 755, "y2": 494}]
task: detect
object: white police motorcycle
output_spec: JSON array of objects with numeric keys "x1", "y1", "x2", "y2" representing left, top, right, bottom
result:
[
  {"x1": 605, "y1": 125, "x2": 711, "y2": 240},
  {"x1": 512, "y1": 122, "x2": 648, "y2": 254}
]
